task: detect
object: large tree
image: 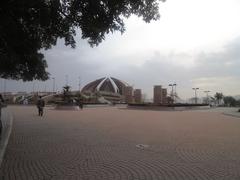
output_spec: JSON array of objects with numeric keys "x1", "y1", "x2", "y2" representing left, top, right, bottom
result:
[
  {"x1": 0, "y1": 0, "x2": 165, "y2": 81},
  {"x1": 223, "y1": 96, "x2": 237, "y2": 107},
  {"x1": 214, "y1": 92, "x2": 223, "y2": 105}
]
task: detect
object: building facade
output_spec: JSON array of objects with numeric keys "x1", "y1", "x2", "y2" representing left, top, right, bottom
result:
[
  {"x1": 153, "y1": 85, "x2": 167, "y2": 104},
  {"x1": 133, "y1": 89, "x2": 142, "y2": 103},
  {"x1": 123, "y1": 86, "x2": 133, "y2": 103},
  {"x1": 162, "y1": 88, "x2": 168, "y2": 104},
  {"x1": 153, "y1": 85, "x2": 162, "y2": 104}
]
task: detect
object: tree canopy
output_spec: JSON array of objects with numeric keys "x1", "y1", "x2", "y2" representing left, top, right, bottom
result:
[
  {"x1": 223, "y1": 96, "x2": 237, "y2": 107},
  {"x1": 0, "y1": 0, "x2": 165, "y2": 81},
  {"x1": 214, "y1": 92, "x2": 223, "y2": 105}
]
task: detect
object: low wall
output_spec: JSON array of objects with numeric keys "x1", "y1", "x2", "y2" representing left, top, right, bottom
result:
[
  {"x1": 55, "y1": 105, "x2": 80, "y2": 110},
  {"x1": 127, "y1": 104, "x2": 210, "y2": 111},
  {"x1": 174, "y1": 105, "x2": 210, "y2": 111}
]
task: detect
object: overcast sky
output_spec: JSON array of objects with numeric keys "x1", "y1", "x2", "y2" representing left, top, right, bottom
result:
[{"x1": 2, "y1": 0, "x2": 240, "y2": 100}]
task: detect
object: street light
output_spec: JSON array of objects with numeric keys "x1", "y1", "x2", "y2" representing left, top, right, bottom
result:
[
  {"x1": 78, "y1": 76, "x2": 81, "y2": 92},
  {"x1": 204, "y1": 90, "x2": 210, "y2": 104},
  {"x1": 65, "y1": 75, "x2": 68, "y2": 86},
  {"x1": 173, "y1": 83, "x2": 177, "y2": 102},
  {"x1": 52, "y1": 77, "x2": 55, "y2": 93},
  {"x1": 169, "y1": 83, "x2": 177, "y2": 103},
  {"x1": 32, "y1": 81, "x2": 35, "y2": 94},
  {"x1": 192, "y1": 88, "x2": 199, "y2": 104},
  {"x1": 3, "y1": 79, "x2": 6, "y2": 94}
]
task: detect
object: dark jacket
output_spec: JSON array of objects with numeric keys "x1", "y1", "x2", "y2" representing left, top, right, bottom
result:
[{"x1": 37, "y1": 99, "x2": 45, "y2": 108}]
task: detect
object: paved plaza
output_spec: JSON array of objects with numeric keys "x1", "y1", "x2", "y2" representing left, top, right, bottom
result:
[{"x1": 1, "y1": 106, "x2": 240, "y2": 180}]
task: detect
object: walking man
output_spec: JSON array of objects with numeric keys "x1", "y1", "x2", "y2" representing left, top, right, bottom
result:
[{"x1": 36, "y1": 96, "x2": 45, "y2": 116}]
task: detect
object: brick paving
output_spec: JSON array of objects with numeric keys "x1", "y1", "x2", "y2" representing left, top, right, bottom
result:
[{"x1": 1, "y1": 106, "x2": 240, "y2": 180}]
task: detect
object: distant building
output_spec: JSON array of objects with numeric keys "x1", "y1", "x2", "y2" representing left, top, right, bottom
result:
[
  {"x1": 154, "y1": 85, "x2": 162, "y2": 104},
  {"x1": 162, "y1": 88, "x2": 168, "y2": 104},
  {"x1": 153, "y1": 85, "x2": 168, "y2": 104},
  {"x1": 133, "y1": 89, "x2": 142, "y2": 103},
  {"x1": 123, "y1": 86, "x2": 133, "y2": 103}
]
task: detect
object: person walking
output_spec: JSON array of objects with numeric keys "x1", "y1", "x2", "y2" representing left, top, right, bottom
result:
[
  {"x1": 36, "y1": 96, "x2": 45, "y2": 116},
  {"x1": 79, "y1": 101, "x2": 83, "y2": 110}
]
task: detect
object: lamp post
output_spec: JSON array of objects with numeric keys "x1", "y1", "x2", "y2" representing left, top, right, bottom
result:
[
  {"x1": 65, "y1": 75, "x2": 68, "y2": 86},
  {"x1": 32, "y1": 81, "x2": 35, "y2": 94},
  {"x1": 192, "y1": 88, "x2": 199, "y2": 104},
  {"x1": 173, "y1": 83, "x2": 177, "y2": 102},
  {"x1": 169, "y1": 83, "x2": 177, "y2": 104},
  {"x1": 3, "y1": 79, "x2": 6, "y2": 95},
  {"x1": 52, "y1": 77, "x2": 55, "y2": 94},
  {"x1": 78, "y1": 76, "x2": 81, "y2": 92},
  {"x1": 169, "y1": 84, "x2": 173, "y2": 103},
  {"x1": 44, "y1": 84, "x2": 47, "y2": 93},
  {"x1": 204, "y1": 90, "x2": 210, "y2": 104}
]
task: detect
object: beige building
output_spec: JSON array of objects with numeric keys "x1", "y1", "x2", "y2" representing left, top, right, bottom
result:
[
  {"x1": 162, "y1": 88, "x2": 168, "y2": 104},
  {"x1": 123, "y1": 86, "x2": 133, "y2": 103},
  {"x1": 154, "y1": 85, "x2": 162, "y2": 104},
  {"x1": 153, "y1": 85, "x2": 167, "y2": 104},
  {"x1": 133, "y1": 89, "x2": 142, "y2": 103}
]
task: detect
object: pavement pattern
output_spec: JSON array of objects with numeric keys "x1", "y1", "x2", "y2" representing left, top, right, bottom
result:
[
  {"x1": 0, "y1": 108, "x2": 13, "y2": 166},
  {"x1": 1, "y1": 106, "x2": 240, "y2": 180}
]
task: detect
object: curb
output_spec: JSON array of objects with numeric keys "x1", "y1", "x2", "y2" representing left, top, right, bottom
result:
[
  {"x1": 222, "y1": 112, "x2": 240, "y2": 118},
  {"x1": 0, "y1": 109, "x2": 13, "y2": 168}
]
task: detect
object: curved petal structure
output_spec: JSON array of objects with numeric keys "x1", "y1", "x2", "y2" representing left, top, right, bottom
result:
[{"x1": 82, "y1": 77, "x2": 129, "y2": 95}]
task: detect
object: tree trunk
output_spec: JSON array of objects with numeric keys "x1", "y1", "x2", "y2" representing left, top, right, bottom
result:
[{"x1": 0, "y1": 108, "x2": 2, "y2": 135}]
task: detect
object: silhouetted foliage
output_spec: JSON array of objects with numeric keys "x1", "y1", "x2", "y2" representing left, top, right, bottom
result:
[
  {"x1": 214, "y1": 92, "x2": 223, "y2": 105},
  {"x1": 223, "y1": 96, "x2": 237, "y2": 107},
  {"x1": 63, "y1": 85, "x2": 71, "y2": 101},
  {"x1": 0, "y1": 0, "x2": 165, "y2": 81}
]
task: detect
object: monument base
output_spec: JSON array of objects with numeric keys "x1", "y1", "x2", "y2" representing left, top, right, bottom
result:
[{"x1": 55, "y1": 105, "x2": 80, "y2": 110}]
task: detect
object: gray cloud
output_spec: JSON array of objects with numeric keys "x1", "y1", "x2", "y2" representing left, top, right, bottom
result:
[{"x1": 2, "y1": 35, "x2": 240, "y2": 100}]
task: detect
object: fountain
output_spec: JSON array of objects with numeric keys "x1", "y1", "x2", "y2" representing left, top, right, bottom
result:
[{"x1": 55, "y1": 86, "x2": 80, "y2": 110}]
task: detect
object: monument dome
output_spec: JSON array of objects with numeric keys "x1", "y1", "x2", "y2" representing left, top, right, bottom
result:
[
  {"x1": 82, "y1": 77, "x2": 129, "y2": 95},
  {"x1": 81, "y1": 77, "x2": 130, "y2": 103}
]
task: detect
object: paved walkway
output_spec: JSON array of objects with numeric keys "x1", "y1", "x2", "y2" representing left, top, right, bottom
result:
[
  {"x1": 192, "y1": 107, "x2": 240, "y2": 118},
  {"x1": 1, "y1": 106, "x2": 240, "y2": 180},
  {"x1": 0, "y1": 108, "x2": 13, "y2": 166},
  {"x1": 221, "y1": 108, "x2": 240, "y2": 118}
]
